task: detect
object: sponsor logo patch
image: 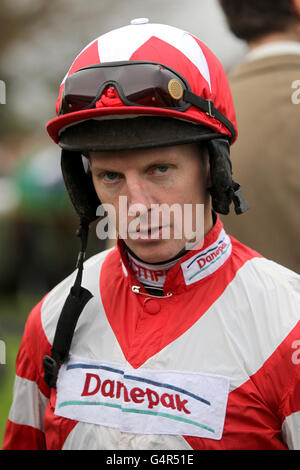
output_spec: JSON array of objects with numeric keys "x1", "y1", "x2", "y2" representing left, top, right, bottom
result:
[
  {"x1": 55, "y1": 356, "x2": 230, "y2": 440},
  {"x1": 181, "y1": 229, "x2": 232, "y2": 285}
]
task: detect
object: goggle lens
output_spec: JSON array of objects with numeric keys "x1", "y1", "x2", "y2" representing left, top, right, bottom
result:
[{"x1": 60, "y1": 62, "x2": 188, "y2": 115}]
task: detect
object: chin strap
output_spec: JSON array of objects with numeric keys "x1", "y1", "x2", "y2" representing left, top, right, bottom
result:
[{"x1": 43, "y1": 221, "x2": 93, "y2": 389}]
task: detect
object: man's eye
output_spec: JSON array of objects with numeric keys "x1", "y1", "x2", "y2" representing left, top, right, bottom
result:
[
  {"x1": 103, "y1": 171, "x2": 120, "y2": 182},
  {"x1": 155, "y1": 165, "x2": 169, "y2": 174}
]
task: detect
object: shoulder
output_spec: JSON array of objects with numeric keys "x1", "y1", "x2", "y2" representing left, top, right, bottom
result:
[
  {"x1": 219, "y1": 239, "x2": 300, "y2": 388},
  {"x1": 25, "y1": 246, "x2": 117, "y2": 349},
  {"x1": 229, "y1": 54, "x2": 300, "y2": 80},
  {"x1": 237, "y1": 253, "x2": 299, "y2": 297},
  {"x1": 228, "y1": 238, "x2": 300, "y2": 335},
  {"x1": 231, "y1": 235, "x2": 299, "y2": 295}
]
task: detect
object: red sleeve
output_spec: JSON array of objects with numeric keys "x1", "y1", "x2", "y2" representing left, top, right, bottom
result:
[{"x1": 2, "y1": 296, "x2": 52, "y2": 450}]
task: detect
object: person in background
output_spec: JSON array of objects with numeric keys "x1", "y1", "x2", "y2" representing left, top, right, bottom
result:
[{"x1": 219, "y1": 0, "x2": 300, "y2": 273}]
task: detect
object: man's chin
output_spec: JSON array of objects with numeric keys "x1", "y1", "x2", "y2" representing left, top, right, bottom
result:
[{"x1": 124, "y1": 238, "x2": 187, "y2": 264}]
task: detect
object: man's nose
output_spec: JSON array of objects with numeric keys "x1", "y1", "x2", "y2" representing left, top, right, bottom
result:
[{"x1": 125, "y1": 176, "x2": 154, "y2": 211}]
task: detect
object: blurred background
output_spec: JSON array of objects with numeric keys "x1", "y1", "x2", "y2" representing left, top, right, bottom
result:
[{"x1": 0, "y1": 0, "x2": 246, "y2": 444}]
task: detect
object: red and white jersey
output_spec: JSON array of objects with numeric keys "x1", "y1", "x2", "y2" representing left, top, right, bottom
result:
[{"x1": 3, "y1": 217, "x2": 300, "y2": 450}]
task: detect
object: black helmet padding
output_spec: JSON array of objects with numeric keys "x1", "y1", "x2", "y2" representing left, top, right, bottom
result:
[
  {"x1": 208, "y1": 139, "x2": 249, "y2": 215},
  {"x1": 61, "y1": 149, "x2": 99, "y2": 225}
]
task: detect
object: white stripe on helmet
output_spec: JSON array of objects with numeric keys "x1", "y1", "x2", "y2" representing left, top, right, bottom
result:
[{"x1": 97, "y1": 23, "x2": 211, "y2": 91}]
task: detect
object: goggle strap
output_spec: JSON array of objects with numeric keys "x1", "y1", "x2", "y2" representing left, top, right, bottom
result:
[{"x1": 184, "y1": 90, "x2": 236, "y2": 143}]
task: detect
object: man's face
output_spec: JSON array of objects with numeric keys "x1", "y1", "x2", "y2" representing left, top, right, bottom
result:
[{"x1": 89, "y1": 143, "x2": 212, "y2": 263}]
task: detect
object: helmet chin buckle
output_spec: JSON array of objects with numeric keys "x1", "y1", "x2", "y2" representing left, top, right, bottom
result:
[{"x1": 231, "y1": 182, "x2": 249, "y2": 215}]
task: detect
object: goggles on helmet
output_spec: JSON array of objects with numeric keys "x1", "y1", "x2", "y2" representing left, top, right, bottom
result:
[{"x1": 59, "y1": 61, "x2": 236, "y2": 142}]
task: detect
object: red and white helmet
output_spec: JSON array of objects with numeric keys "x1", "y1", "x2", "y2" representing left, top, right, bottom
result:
[
  {"x1": 46, "y1": 19, "x2": 237, "y2": 147},
  {"x1": 45, "y1": 20, "x2": 247, "y2": 230}
]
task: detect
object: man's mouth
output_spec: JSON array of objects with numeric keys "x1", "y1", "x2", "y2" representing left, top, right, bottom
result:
[
  {"x1": 128, "y1": 226, "x2": 161, "y2": 234},
  {"x1": 128, "y1": 225, "x2": 169, "y2": 239},
  {"x1": 139, "y1": 226, "x2": 160, "y2": 234}
]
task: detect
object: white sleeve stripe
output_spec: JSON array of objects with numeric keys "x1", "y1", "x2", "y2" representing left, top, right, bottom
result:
[
  {"x1": 282, "y1": 411, "x2": 300, "y2": 450},
  {"x1": 8, "y1": 375, "x2": 49, "y2": 432}
]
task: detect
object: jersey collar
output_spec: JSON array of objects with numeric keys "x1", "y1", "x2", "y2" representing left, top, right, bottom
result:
[{"x1": 117, "y1": 214, "x2": 232, "y2": 295}]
